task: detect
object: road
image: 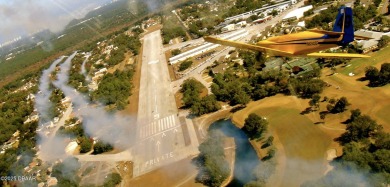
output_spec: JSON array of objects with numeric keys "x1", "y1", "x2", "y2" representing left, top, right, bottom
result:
[
  {"x1": 170, "y1": 0, "x2": 305, "y2": 92},
  {"x1": 132, "y1": 30, "x2": 199, "y2": 177}
]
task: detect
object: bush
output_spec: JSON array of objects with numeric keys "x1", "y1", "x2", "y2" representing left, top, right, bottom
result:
[
  {"x1": 179, "y1": 60, "x2": 193, "y2": 71},
  {"x1": 93, "y1": 141, "x2": 113, "y2": 155}
]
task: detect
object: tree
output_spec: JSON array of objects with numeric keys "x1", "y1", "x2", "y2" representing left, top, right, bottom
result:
[
  {"x1": 243, "y1": 113, "x2": 268, "y2": 140},
  {"x1": 52, "y1": 157, "x2": 80, "y2": 187},
  {"x1": 365, "y1": 63, "x2": 390, "y2": 87},
  {"x1": 190, "y1": 95, "x2": 221, "y2": 116},
  {"x1": 232, "y1": 90, "x2": 251, "y2": 106},
  {"x1": 349, "y1": 109, "x2": 362, "y2": 123},
  {"x1": 338, "y1": 115, "x2": 382, "y2": 144},
  {"x1": 330, "y1": 97, "x2": 350, "y2": 113},
  {"x1": 378, "y1": 35, "x2": 390, "y2": 49},
  {"x1": 103, "y1": 173, "x2": 122, "y2": 187},
  {"x1": 179, "y1": 60, "x2": 193, "y2": 71},
  {"x1": 93, "y1": 141, "x2": 113, "y2": 155},
  {"x1": 262, "y1": 136, "x2": 274, "y2": 148},
  {"x1": 309, "y1": 94, "x2": 321, "y2": 110},
  {"x1": 271, "y1": 10, "x2": 278, "y2": 16},
  {"x1": 171, "y1": 49, "x2": 181, "y2": 56},
  {"x1": 181, "y1": 78, "x2": 204, "y2": 107},
  {"x1": 365, "y1": 66, "x2": 379, "y2": 81},
  {"x1": 78, "y1": 137, "x2": 92, "y2": 153},
  {"x1": 194, "y1": 129, "x2": 230, "y2": 187}
]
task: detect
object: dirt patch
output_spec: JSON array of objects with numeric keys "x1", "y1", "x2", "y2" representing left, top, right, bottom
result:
[
  {"x1": 118, "y1": 161, "x2": 134, "y2": 184},
  {"x1": 126, "y1": 157, "x2": 203, "y2": 187},
  {"x1": 175, "y1": 91, "x2": 184, "y2": 109}
]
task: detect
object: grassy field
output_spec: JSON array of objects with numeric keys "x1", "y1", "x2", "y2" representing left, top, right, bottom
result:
[
  {"x1": 341, "y1": 45, "x2": 390, "y2": 76},
  {"x1": 376, "y1": 104, "x2": 390, "y2": 129},
  {"x1": 231, "y1": 95, "x2": 336, "y2": 187}
]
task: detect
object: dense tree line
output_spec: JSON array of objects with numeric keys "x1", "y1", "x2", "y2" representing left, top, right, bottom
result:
[
  {"x1": 193, "y1": 129, "x2": 230, "y2": 187},
  {"x1": 52, "y1": 157, "x2": 81, "y2": 187},
  {"x1": 49, "y1": 88, "x2": 66, "y2": 118},
  {"x1": 92, "y1": 68, "x2": 134, "y2": 110},
  {"x1": 211, "y1": 73, "x2": 252, "y2": 106},
  {"x1": 106, "y1": 47, "x2": 126, "y2": 66},
  {"x1": 112, "y1": 33, "x2": 141, "y2": 55},
  {"x1": 191, "y1": 95, "x2": 221, "y2": 116},
  {"x1": 306, "y1": 5, "x2": 377, "y2": 30},
  {"x1": 223, "y1": 0, "x2": 269, "y2": 18},
  {"x1": 211, "y1": 66, "x2": 325, "y2": 105},
  {"x1": 162, "y1": 14, "x2": 187, "y2": 44},
  {"x1": 68, "y1": 54, "x2": 88, "y2": 93},
  {"x1": 364, "y1": 63, "x2": 390, "y2": 87},
  {"x1": 303, "y1": 112, "x2": 390, "y2": 186},
  {"x1": 180, "y1": 79, "x2": 221, "y2": 115}
]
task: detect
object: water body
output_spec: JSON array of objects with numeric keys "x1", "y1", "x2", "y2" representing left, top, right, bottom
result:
[{"x1": 209, "y1": 119, "x2": 260, "y2": 186}]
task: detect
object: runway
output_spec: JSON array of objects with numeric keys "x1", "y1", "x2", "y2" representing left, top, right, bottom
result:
[{"x1": 133, "y1": 30, "x2": 199, "y2": 177}]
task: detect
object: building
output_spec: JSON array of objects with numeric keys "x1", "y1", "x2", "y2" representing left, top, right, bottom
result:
[
  {"x1": 211, "y1": 63, "x2": 229, "y2": 74},
  {"x1": 282, "y1": 5, "x2": 313, "y2": 21},
  {"x1": 221, "y1": 24, "x2": 236, "y2": 32},
  {"x1": 236, "y1": 21, "x2": 247, "y2": 28},
  {"x1": 169, "y1": 29, "x2": 248, "y2": 64},
  {"x1": 355, "y1": 30, "x2": 390, "y2": 53},
  {"x1": 253, "y1": 16, "x2": 272, "y2": 24}
]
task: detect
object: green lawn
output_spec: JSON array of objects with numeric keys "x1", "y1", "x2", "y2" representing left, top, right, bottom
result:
[
  {"x1": 342, "y1": 45, "x2": 390, "y2": 76},
  {"x1": 253, "y1": 107, "x2": 331, "y2": 160},
  {"x1": 251, "y1": 107, "x2": 332, "y2": 186}
]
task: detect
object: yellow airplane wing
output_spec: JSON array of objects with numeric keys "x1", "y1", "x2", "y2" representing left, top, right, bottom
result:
[
  {"x1": 307, "y1": 29, "x2": 343, "y2": 36},
  {"x1": 306, "y1": 52, "x2": 370, "y2": 58},
  {"x1": 354, "y1": 35, "x2": 373, "y2": 40},
  {"x1": 203, "y1": 36, "x2": 293, "y2": 56}
]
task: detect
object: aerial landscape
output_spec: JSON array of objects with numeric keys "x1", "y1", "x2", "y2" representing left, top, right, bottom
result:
[{"x1": 0, "y1": 0, "x2": 389, "y2": 186}]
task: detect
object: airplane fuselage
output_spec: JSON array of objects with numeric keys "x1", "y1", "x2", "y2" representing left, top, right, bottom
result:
[{"x1": 257, "y1": 31, "x2": 340, "y2": 56}]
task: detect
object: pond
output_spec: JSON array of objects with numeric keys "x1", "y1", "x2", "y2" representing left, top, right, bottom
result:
[{"x1": 209, "y1": 119, "x2": 260, "y2": 186}]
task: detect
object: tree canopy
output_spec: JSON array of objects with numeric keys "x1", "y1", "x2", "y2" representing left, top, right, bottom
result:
[
  {"x1": 193, "y1": 129, "x2": 230, "y2": 187},
  {"x1": 243, "y1": 113, "x2": 268, "y2": 140}
]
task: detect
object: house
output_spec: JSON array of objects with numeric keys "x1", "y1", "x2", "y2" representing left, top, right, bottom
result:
[
  {"x1": 211, "y1": 63, "x2": 229, "y2": 74},
  {"x1": 355, "y1": 30, "x2": 388, "y2": 53},
  {"x1": 236, "y1": 21, "x2": 247, "y2": 28},
  {"x1": 61, "y1": 97, "x2": 71, "y2": 105},
  {"x1": 47, "y1": 177, "x2": 58, "y2": 187}
]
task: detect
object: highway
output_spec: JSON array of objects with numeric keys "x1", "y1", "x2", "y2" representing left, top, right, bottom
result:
[{"x1": 132, "y1": 30, "x2": 199, "y2": 177}]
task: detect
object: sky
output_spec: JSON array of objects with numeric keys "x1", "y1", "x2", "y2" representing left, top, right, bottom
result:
[{"x1": 0, "y1": 0, "x2": 112, "y2": 43}]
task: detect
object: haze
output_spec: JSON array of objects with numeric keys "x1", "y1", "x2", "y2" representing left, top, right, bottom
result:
[{"x1": 0, "y1": 0, "x2": 111, "y2": 43}]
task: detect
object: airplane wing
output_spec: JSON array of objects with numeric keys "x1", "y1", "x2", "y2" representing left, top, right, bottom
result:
[
  {"x1": 307, "y1": 29, "x2": 343, "y2": 36},
  {"x1": 203, "y1": 36, "x2": 293, "y2": 56},
  {"x1": 354, "y1": 35, "x2": 373, "y2": 40},
  {"x1": 306, "y1": 52, "x2": 370, "y2": 58}
]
